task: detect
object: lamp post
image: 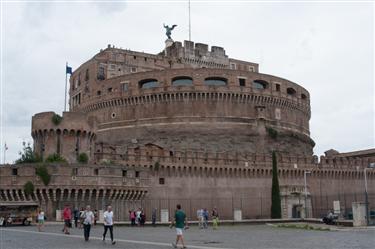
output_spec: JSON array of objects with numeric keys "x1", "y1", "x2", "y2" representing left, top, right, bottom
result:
[
  {"x1": 304, "y1": 170, "x2": 311, "y2": 218},
  {"x1": 365, "y1": 162, "x2": 375, "y2": 226}
]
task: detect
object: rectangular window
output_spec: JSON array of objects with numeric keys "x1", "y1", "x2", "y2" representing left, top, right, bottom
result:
[
  {"x1": 121, "y1": 82, "x2": 129, "y2": 92},
  {"x1": 94, "y1": 169, "x2": 99, "y2": 176},
  {"x1": 122, "y1": 170, "x2": 127, "y2": 177},
  {"x1": 107, "y1": 87, "x2": 113, "y2": 92},
  {"x1": 249, "y1": 66, "x2": 255, "y2": 72},
  {"x1": 230, "y1": 63, "x2": 236, "y2": 70},
  {"x1": 239, "y1": 78, "x2": 246, "y2": 87},
  {"x1": 159, "y1": 178, "x2": 165, "y2": 185},
  {"x1": 135, "y1": 171, "x2": 140, "y2": 178},
  {"x1": 72, "y1": 168, "x2": 78, "y2": 176},
  {"x1": 97, "y1": 66, "x2": 105, "y2": 80},
  {"x1": 276, "y1": 84, "x2": 281, "y2": 92},
  {"x1": 131, "y1": 67, "x2": 137, "y2": 73},
  {"x1": 12, "y1": 168, "x2": 18, "y2": 176}
]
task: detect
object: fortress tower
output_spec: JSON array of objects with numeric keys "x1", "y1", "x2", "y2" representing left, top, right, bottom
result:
[{"x1": 32, "y1": 40, "x2": 313, "y2": 164}]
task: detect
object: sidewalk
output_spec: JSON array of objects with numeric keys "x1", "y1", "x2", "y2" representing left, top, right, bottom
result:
[{"x1": 42, "y1": 218, "x2": 355, "y2": 227}]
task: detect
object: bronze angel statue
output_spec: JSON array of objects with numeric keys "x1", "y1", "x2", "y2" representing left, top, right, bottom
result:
[{"x1": 163, "y1": 24, "x2": 177, "y2": 40}]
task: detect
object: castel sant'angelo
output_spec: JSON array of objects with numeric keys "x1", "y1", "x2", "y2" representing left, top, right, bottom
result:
[{"x1": 1, "y1": 29, "x2": 374, "y2": 222}]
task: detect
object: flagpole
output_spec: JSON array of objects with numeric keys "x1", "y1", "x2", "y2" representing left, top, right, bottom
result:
[
  {"x1": 64, "y1": 62, "x2": 67, "y2": 112},
  {"x1": 188, "y1": 0, "x2": 191, "y2": 41}
]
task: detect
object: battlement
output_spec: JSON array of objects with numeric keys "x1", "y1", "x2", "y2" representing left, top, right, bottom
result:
[
  {"x1": 31, "y1": 112, "x2": 96, "y2": 163},
  {"x1": 165, "y1": 40, "x2": 229, "y2": 66}
]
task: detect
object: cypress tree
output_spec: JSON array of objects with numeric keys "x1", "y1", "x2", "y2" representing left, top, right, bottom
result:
[{"x1": 271, "y1": 151, "x2": 282, "y2": 218}]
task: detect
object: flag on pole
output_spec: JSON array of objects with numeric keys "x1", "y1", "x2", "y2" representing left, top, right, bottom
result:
[
  {"x1": 66, "y1": 65, "x2": 73, "y2": 75},
  {"x1": 4, "y1": 143, "x2": 8, "y2": 151}
]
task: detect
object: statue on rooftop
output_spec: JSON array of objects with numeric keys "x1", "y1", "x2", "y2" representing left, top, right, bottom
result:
[{"x1": 163, "y1": 23, "x2": 177, "y2": 40}]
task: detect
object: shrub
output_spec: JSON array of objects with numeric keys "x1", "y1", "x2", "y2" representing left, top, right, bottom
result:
[
  {"x1": 45, "y1": 153, "x2": 66, "y2": 163},
  {"x1": 36, "y1": 165, "x2": 51, "y2": 186},
  {"x1": 23, "y1": 181, "x2": 34, "y2": 196},
  {"x1": 15, "y1": 142, "x2": 42, "y2": 164},
  {"x1": 266, "y1": 127, "x2": 278, "y2": 139},
  {"x1": 154, "y1": 161, "x2": 160, "y2": 171},
  {"x1": 77, "y1": 153, "x2": 88, "y2": 164},
  {"x1": 100, "y1": 159, "x2": 114, "y2": 165},
  {"x1": 51, "y1": 113, "x2": 63, "y2": 125}
]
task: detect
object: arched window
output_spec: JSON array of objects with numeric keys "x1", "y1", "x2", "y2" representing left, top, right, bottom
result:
[
  {"x1": 204, "y1": 77, "x2": 227, "y2": 86},
  {"x1": 252, "y1": 80, "x2": 268, "y2": 90},
  {"x1": 139, "y1": 79, "x2": 159, "y2": 89},
  {"x1": 172, "y1": 76, "x2": 193, "y2": 86},
  {"x1": 287, "y1": 87, "x2": 296, "y2": 96}
]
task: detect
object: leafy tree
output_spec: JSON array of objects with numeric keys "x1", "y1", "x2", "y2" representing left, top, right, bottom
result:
[
  {"x1": 45, "y1": 153, "x2": 66, "y2": 163},
  {"x1": 154, "y1": 161, "x2": 160, "y2": 171},
  {"x1": 23, "y1": 181, "x2": 34, "y2": 196},
  {"x1": 77, "y1": 153, "x2": 88, "y2": 164},
  {"x1": 271, "y1": 151, "x2": 282, "y2": 218},
  {"x1": 51, "y1": 113, "x2": 63, "y2": 125},
  {"x1": 15, "y1": 142, "x2": 41, "y2": 164},
  {"x1": 36, "y1": 165, "x2": 51, "y2": 186}
]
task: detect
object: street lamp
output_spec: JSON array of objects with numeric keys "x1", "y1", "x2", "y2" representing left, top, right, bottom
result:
[
  {"x1": 304, "y1": 170, "x2": 311, "y2": 218},
  {"x1": 365, "y1": 162, "x2": 375, "y2": 225}
]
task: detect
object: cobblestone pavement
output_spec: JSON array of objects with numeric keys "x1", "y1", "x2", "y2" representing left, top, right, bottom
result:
[{"x1": 0, "y1": 224, "x2": 374, "y2": 249}]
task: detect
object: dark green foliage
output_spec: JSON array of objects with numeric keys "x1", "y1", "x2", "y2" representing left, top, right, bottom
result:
[
  {"x1": 36, "y1": 165, "x2": 51, "y2": 186},
  {"x1": 23, "y1": 181, "x2": 34, "y2": 196},
  {"x1": 51, "y1": 114, "x2": 63, "y2": 125},
  {"x1": 154, "y1": 161, "x2": 160, "y2": 171},
  {"x1": 45, "y1": 153, "x2": 66, "y2": 163},
  {"x1": 15, "y1": 142, "x2": 42, "y2": 164},
  {"x1": 77, "y1": 153, "x2": 88, "y2": 164},
  {"x1": 271, "y1": 151, "x2": 282, "y2": 218},
  {"x1": 266, "y1": 127, "x2": 278, "y2": 139}
]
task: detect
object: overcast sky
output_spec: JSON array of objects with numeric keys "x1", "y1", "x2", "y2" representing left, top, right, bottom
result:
[{"x1": 1, "y1": 0, "x2": 374, "y2": 163}]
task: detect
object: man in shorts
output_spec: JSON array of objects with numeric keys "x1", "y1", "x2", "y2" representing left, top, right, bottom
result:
[
  {"x1": 62, "y1": 204, "x2": 71, "y2": 234},
  {"x1": 171, "y1": 204, "x2": 188, "y2": 249}
]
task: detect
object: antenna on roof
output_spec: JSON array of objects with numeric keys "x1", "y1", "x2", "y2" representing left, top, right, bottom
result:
[{"x1": 188, "y1": 0, "x2": 191, "y2": 41}]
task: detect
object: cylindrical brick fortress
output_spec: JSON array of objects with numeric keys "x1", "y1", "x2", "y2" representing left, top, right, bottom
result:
[{"x1": 73, "y1": 68, "x2": 313, "y2": 155}]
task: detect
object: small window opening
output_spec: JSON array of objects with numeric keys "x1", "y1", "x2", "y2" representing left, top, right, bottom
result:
[
  {"x1": 276, "y1": 84, "x2": 281, "y2": 92},
  {"x1": 239, "y1": 78, "x2": 246, "y2": 87}
]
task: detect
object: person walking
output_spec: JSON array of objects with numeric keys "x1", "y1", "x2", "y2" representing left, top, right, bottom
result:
[
  {"x1": 82, "y1": 205, "x2": 95, "y2": 242},
  {"x1": 203, "y1": 208, "x2": 209, "y2": 229},
  {"x1": 197, "y1": 209, "x2": 204, "y2": 229},
  {"x1": 62, "y1": 204, "x2": 72, "y2": 234},
  {"x1": 130, "y1": 210, "x2": 136, "y2": 226},
  {"x1": 136, "y1": 208, "x2": 142, "y2": 226},
  {"x1": 94, "y1": 209, "x2": 98, "y2": 226},
  {"x1": 37, "y1": 209, "x2": 45, "y2": 232},
  {"x1": 79, "y1": 207, "x2": 85, "y2": 229},
  {"x1": 212, "y1": 207, "x2": 219, "y2": 230},
  {"x1": 171, "y1": 204, "x2": 188, "y2": 249},
  {"x1": 73, "y1": 208, "x2": 79, "y2": 228},
  {"x1": 102, "y1": 205, "x2": 116, "y2": 245},
  {"x1": 151, "y1": 208, "x2": 157, "y2": 227}
]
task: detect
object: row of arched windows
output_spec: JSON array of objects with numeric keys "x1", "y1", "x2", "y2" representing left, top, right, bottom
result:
[{"x1": 137, "y1": 76, "x2": 305, "y2": 99}]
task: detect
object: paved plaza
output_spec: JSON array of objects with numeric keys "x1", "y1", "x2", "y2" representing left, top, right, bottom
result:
[{"x1": 0, "y1": 224, "x2": 374, "y2": 249}]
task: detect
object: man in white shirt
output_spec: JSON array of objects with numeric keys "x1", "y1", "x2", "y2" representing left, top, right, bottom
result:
[
  {"x1": 103, "y1": 205, "x2": 116, "y2": 245},
  {"x1": 82, "y1": 205, "x2": 95, "y2": 241}
]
